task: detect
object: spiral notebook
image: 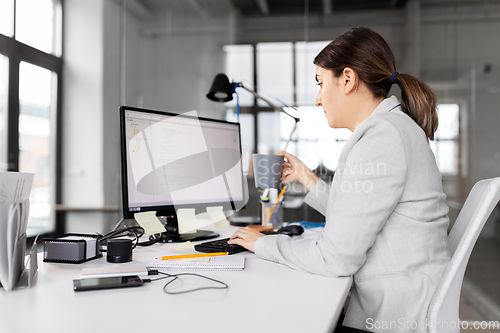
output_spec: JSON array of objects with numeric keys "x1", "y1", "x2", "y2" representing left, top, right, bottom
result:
[{"x1": 147, "y1": 253, "x2": 245, "y2": 271}]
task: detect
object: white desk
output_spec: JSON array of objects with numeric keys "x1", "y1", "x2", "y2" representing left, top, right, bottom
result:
[{"x1": 0, "y1": 226, "x2": 352, "y2": 333}]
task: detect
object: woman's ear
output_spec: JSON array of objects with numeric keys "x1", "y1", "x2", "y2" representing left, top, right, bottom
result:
[{"x1": 342, "y1": 67, "x2": 357, "y2": 94}]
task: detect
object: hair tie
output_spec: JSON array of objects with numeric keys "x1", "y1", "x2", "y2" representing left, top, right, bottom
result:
[{"x1": 390, "y1": 72, "x2": 399, "y2": 84}]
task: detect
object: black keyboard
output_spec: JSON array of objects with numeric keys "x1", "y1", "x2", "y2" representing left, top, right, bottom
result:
[{"x1": 194, "y1": 231, "x2": 279, "y2": 255}]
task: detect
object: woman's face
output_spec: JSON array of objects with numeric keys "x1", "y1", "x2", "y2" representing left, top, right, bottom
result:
[{"x1": 315, "y1": 66, "x2": 347, "y2": 128}]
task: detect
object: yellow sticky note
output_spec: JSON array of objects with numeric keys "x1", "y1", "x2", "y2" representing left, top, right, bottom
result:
[
  {"x1": 171, "y1": 241, "x2": 194, "y2": 251},
  {"x1": 207, "y1": 206, "x2": 229, "y2": 227},
  {"x1": 177, "y1": 208, "x2": 197, "y2": 234},
  {"x1": 134, "y1": 211, "x2": 167, "y2": 235}
]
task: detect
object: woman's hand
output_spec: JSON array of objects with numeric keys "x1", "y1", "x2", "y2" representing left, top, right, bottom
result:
[
  {"x1": 228, "y1": 228, "x2": 265, "y2": 253},
  {"x1": 278, "y1": 151, "x2": 319, "y2": 191}
]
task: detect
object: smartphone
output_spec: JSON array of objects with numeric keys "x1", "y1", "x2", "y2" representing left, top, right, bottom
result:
[{"x1": 73, "y1": 275, "x2": 144, "y2": 292}]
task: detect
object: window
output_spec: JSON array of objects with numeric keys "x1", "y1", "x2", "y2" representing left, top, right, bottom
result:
[
  {"x1": 0, "y1": 0, "x2": 63, "y2": 237},
  {"x1": 0, "y1": 0, "x2": 14, "y2": 37},
  {"x1": 225, "y1": 42, "x2": 461, "y2": 178},
  {"x1": 225, "y1": 40, "x2": 348, "y2": 176},
  {"x1": 16, "y1": 0, "x2": 62, "y2": 55},
  {"x1": 430, "y1": 104, "x2": 460, "y2": 176},
  {"x1": 256, "y1": 42, "x2": 294, "y2": 107},
  {"x1": 295, "y1": 41, "x2": 330, "y2": 105},
  {"x1": 224, "y1": 45, "x2": 254, "y2": 107},
  {"x1": 280, "y1": 106, "x2": 351, "y2": 171},
  {"x1": 19, "y1": 62, "x2": 57, "y2": 235}
]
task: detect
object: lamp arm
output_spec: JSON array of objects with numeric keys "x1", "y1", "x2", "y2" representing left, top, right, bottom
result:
[
  {"x1": 238, "y1": 84, "x2": 299, "y2": 123},
  {"x1": 284, "y1": 121, "x2": 298, "y2": 151},
  {"x1": 237, "y1": 83, "x2": 298, "y2": 151}
]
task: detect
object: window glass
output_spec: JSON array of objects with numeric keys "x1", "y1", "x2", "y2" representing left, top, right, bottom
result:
[
  {"x1": 321, "y1": 140, "x2": 346, "y2": 171},
  {"x1": 224, "y1": 45, "x2": 254, "y2": 107},
  {"x1": 258, "y1": 112, "x2": 281, "y2": 154},
  {"x1": 257, "y1": 43, "x2": 294, "y2": 107},
  {"x1": 0, "y1": 0, "x2": 14, "y2": 37},
  {"x1": 280, "y1": 106, "x2": 351, "y2": 171},
  {"x1": 431, "y1": 140, "x2": 459, "y2": 175},
  {"x1": 295, "y1": 41, "x2": 330, "y2": 106},
  {"x1": 297, "y1": 141, "x2": 321, "y2": 171},
  {"x1": 19, "y1": 61, "x2": 56, "y2": 236},
  {"x1": 435, "y1": 104, "x2": 459, "y2": 139},
  {"x1": 0, "y1": 54, "x2": 8, "y2": 170},
  {"x1": 431, "y1": 104, "x2": 460, "y2": 175},
  {"x1": 16, "y1": 0, "x2": 58, "y2": 54}
]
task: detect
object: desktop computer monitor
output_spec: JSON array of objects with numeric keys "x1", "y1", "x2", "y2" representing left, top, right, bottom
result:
[{"x1": 119, "y1": 106, "x2": 247, "y2": 242}]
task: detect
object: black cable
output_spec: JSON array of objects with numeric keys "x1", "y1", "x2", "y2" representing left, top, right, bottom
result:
[
  {"x1": 152, "y1": 271, "x2": 228, "y2": 294},
  {"x1": 99, "y1": 226, "x2": 145, "y2": 251},
  {"x1": 137, "y1": 233, "x2": 161, "y2": 247},
  {"x1": 101, "y1": 226, "x2": 144, "y2": 241},
  {"x1": 149, "y1": 273, "x2": 172, "y2": 282}
]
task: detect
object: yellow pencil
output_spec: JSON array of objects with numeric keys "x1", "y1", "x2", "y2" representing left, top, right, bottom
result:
[
  {"x1": 156, "y1": 252, "x2": 228, "y2": 260},
  {"x1": 265, "y1": 185, "x2": 286, "y2": 226}
]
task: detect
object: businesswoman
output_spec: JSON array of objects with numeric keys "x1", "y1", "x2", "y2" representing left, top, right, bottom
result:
[{"x1": 229, "y1": 27, "x2": 450, "y2": 333}]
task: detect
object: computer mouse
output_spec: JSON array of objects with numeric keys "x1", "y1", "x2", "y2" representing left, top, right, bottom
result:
[{"x1": 277, "y1": 225, "x2": 304, "y2": 236}]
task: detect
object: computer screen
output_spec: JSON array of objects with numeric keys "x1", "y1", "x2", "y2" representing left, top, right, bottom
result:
[{"x1": 119, "y1": 106, "x2": 247, "y2": 241}]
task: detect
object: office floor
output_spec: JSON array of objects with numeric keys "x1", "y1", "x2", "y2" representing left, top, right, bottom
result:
[{"x1": 460, "y1": 237, "x2": 500, "y2": 332}]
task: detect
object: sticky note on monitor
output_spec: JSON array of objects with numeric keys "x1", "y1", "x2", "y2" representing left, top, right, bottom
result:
[
  {"x1": 207, "y1": 206, "x2": 229, "y2": 227},
  {"x1": 177, "y1": 208, "x2": 197, "y2": 234},
  {"x1": 134, "y1": 211, "x2": 167, "y2": 235}
]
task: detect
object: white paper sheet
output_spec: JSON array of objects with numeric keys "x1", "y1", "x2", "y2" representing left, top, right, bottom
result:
[{"x1": 0, "y1": 172, "x2": 34, "y2": 291}]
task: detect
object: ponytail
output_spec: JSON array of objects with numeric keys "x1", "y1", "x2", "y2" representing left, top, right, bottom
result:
[{"x1": 394, "y1": 74, "x2": 438, "y2": 141}]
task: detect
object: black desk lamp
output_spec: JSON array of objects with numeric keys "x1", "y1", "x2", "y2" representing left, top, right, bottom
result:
[
  {"x1": 206, "y1": 73, "x2": 300, "y2": 150},
  {"x1": 206, "y1": 73, "x2": 299, "y2": 226}
]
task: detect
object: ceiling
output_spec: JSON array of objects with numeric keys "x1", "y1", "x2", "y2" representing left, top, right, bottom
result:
[
  {"x1": 134, "y1": 0, "x2": 409, "y2": 20},
  {"x1": 230, "y1": 0, "x2": 408, "y2": 17}
]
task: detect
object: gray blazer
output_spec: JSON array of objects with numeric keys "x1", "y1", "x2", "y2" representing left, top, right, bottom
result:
[{"x1": 255, "y1": 96, "x2": 450, "y2": 332}]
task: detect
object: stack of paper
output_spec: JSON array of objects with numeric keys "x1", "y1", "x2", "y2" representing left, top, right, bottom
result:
[{"x1": 0, "y1": 172, "x2": 34, "y2": 291}]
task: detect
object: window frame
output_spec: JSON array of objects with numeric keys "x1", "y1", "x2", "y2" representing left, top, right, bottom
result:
[{"x1": 0, "y1": 4, "x2": 63, "y2": 237}]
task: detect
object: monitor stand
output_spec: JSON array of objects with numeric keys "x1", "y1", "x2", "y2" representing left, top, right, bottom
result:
[{"x1": 157, "y1": 215, "x2": 219, "y2": 243}]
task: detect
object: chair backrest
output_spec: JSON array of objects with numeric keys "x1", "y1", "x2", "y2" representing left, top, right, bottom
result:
[{"x1": 427, "y1": 177, "x2": 500, "y2": 333}]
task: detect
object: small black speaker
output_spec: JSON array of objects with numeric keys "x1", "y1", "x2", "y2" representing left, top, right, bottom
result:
[{"x1": 107, "y1": 239, "x2": 133, "y2": 263}]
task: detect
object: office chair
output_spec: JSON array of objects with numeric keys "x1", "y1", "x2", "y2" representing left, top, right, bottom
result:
[
  {"x1": 427, "y1": 177, "x2": 500, "y2": 333},
  {"x1": 335, "y1": 177, "x2": 500, "y2": 333}
]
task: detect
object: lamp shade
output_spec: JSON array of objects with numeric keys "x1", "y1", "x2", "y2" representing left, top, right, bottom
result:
[{"x1": 206, "y1": 73, "x2": 235, "y2": 102}]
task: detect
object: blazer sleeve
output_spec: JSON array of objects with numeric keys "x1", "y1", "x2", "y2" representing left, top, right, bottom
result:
[
  {"x1": 254, "y1": 117, "x2": 408, "y2": 277},
  {"x1": 303, "y1": 179, "x2": 330, "y2": 216}
]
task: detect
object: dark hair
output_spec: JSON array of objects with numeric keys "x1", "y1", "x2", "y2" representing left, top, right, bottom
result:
[{"x1": 314, "y1": 27, "x2": 438, "y2": 140}]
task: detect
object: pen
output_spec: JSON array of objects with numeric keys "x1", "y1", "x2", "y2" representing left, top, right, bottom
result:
[
  {"x1": 265, "y1": 186, "x2": 286, "y2": 226},
  {"x1": 156, "y1": 252, "x2": 228, "y2": 260},
  {"x1": 269, "y1": 199, "x2": 284, "y2": 227}
]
